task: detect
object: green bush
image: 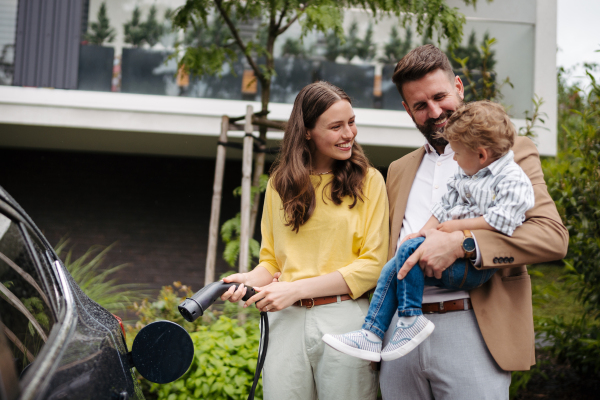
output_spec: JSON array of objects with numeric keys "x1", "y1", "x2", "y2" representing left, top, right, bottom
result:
[
  {"x1": 56, "y1": 240, "x2": 147, "y2": 317},
  {"x1": 145, "y1": 316, "x2": 263, "y2": 400},
  {"x1": 536, "y1": 63, "x2": 600, "y2": 378},
  {"x1": 127, "y1": 283, "x2": 263, "y2": 400}
]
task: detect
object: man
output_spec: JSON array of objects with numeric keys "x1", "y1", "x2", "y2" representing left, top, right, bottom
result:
[{"x1": 380, "y1": 45, "x2": 568, "y2": 399}]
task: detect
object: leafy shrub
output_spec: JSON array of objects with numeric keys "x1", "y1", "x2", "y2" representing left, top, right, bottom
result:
[
  {"x1": 144, "y1": 316, "x2": 263, "y2": 400},
  {"x1": 127, "y1": 282, "x2": 263, "y2": 399},
  {"x1": 535, "y1": 63, "x2": 600, "y2": 379},
  {"x1": 511, "y1": 62, "x2": 600, "y2": 398},
  {"x1": 56, "y1": 240, "x2": 147, "y2": 316}
]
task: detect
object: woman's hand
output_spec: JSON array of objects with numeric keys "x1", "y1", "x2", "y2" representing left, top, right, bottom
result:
[
  {"x1": 220, "y1": 267, "x2": 279, "y2": 303},
  {"x1": 220, "y1": 273, "x2": 249, "y2": 303},
  {"x1": 244, "y1": 281, "x2": 299, "y2": 312}
]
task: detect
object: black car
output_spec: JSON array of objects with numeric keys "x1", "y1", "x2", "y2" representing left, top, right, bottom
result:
[{"x1": 0, "y1": 186, "x2": 193, "y2": 400}]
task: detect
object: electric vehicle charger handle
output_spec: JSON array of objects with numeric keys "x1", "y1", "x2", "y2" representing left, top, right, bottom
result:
[{"x1": 178, "y1": 281, "x2": 256, "y2": 322}]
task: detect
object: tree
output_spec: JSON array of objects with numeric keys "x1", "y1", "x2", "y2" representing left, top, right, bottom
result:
[
  {"x1": 142, "y1": 5, "x2": 165, "y2": 47},
  {"x1": 357, "y1": 23, "x2": 377, "y2": 62},
  {"x1": 123, "y1": 6, "x2": 146, "y2": 47},
  {"x1": 341, "y1": 21, "x2": 361, "y2": 62},
  {"x1": 85, "y1": 2, "x2": 116, "y2": 45},
  {"x1": 172, "y1": 0, "x2": 482, "y2": 256},
  {"x1": 325, "y1": 29, "x2": 344, "y2": 62},
  {"x1": 449, "y1": 33, "x2": 509, "y2": 102},
  {"x1": 281, "y1": 37, "x2": 308, "y2": 58},
  {"x1": 124, "y1": 6, "x2": 165, "y2": 48},
  {"x1": 379, "y1": 26, "x2": 413, "y2": 64}
]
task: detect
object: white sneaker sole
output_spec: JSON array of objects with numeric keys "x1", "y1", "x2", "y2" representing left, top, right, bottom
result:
[
  {"x1": 322, "y1": 334, "x2": 381, "y2": 362},
  {"x1": 380, "y1": 321, "x2": 435, "y2": 361}
]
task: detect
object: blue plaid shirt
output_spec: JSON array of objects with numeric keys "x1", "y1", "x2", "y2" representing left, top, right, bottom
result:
[{"x1": 431, "y1": 150, "x2": 534, "y2": 236}]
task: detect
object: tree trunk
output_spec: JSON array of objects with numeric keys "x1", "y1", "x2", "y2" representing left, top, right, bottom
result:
[{"x1": 249, "y1": 31, "x2": 275, "y2": 239}]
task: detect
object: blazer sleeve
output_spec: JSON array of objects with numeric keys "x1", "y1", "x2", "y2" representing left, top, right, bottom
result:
[{"x1": 472, "y1": 137, "x2": 569, "y2": 269}]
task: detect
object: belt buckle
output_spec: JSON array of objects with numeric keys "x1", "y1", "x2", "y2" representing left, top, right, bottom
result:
[
  {"x1": 302, "y1": 298, "x2": 315, "y2": 309},
  {"x1": 438, "y1": 301, "x2": 446, "y2": 314}
]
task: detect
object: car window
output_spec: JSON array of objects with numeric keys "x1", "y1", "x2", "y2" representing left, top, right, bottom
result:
[
  {"x1": 0, "y1": 213, "x2": 56, "y2": 376},
  {"x1": 23, "y1": 225, "x2": 62, "y2": 315}
]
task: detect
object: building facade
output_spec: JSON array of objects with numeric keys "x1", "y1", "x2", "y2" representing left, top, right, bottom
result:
[{"x1": 0, "y1": 0, "x2": 558, "y2": 293}]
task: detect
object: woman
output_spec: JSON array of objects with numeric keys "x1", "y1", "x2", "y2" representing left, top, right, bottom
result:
[{"x1": 221, "y1": 81, "x2": 389, "y2": 400}]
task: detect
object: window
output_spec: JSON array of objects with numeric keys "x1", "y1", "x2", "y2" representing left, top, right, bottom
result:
[{"x1": 0, "y1": 213, "x2": 56, "y2": 376}]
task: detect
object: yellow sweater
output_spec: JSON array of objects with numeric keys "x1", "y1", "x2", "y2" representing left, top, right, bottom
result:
[{"x1": 257, "y1": 167, "x2": 389, "y2": 299}]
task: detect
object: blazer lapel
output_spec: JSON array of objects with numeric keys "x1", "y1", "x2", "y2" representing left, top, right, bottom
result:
[{"x1": 388, "y1": 147, "x2": 426, "y2": 260}]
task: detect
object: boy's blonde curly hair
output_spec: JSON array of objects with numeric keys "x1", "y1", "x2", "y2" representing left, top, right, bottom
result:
[{"x1": 440, "y1": 100, "x2": 515, "y2": 159}]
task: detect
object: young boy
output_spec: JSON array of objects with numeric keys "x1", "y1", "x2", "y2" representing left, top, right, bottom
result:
[{"x1": 323, "y1": 100, "x2": 535, "y2": 362}]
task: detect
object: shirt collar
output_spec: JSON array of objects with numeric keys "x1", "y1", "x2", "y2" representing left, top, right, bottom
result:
[
  {"x1": 424, "y1": 142, "x2": 454, "y2": 156},
  {"x1": 480, "y1": 150, "x2": 515, "y2": 177}
]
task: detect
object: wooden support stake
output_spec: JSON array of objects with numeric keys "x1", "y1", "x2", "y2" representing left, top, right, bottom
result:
[
  {"x1": 205, "y1": 116, "x2": 229, "y2": 286},
  {"x1": 239, "y1": 105, "x2": 254, "y2": 275}
]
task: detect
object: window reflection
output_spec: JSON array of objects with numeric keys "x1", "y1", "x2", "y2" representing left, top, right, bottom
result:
[{"x1": 0, "y1": 213, "x2": 55, "y2": 376}]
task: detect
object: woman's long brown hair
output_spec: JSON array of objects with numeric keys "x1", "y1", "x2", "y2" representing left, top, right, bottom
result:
[{"x1": 270, "y1": 81, "x2": 370, "y2": 232}]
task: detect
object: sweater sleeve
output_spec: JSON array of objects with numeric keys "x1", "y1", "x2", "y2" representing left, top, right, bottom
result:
[
  {"x1": 337, "y1": 169, "x2": 390, "y2": 299},
  {"x1": 256, "y1": 182, "x2": 280, "y2": 276}
]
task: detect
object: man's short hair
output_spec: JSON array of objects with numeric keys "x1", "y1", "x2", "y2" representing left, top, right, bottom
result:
[
  {"x1": 392, "y1": 44, "x2": 454, "y2": 101},
  {"x1": 441, "y1": 101, "x2": 515, "y2": 160}
]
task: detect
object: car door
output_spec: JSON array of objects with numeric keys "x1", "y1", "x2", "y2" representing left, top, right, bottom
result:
[{"x1": 0, "y1": 193, "x2": 143, "y2": 400}]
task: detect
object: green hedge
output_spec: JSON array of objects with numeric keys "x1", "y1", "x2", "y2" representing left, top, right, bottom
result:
[
  {"x1": 145, "y1": 316, "x2": 263, "y2": 400},
  {"x1": 127, "y1": 283, "x2": 263, "y2": 400}
]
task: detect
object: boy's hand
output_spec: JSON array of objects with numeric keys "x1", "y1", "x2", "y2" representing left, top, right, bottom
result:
[
  {"x1": 437, "y1": 220, "x2": 464, "y2": 233},
  {"x1": 400, "y1": 232, "x2": 423, "y2": 245}
]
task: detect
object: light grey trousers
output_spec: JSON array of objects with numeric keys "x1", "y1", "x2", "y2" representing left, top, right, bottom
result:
[
  {"x1": 380, "y1": 309, "x2": 511, "y2": 400},
  {"x1": 262, "y1": 298, "x2": 379, "y2": 400}
]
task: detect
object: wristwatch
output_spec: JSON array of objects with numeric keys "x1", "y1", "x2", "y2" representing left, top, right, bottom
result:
[{"x1": 462, "y1": 230, "x2": 476, "y2": 259}]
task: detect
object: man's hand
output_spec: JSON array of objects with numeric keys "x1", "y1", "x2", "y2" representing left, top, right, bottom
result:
[{"x1": 398, "y1": 230, "x2": 464, "y2": 280}]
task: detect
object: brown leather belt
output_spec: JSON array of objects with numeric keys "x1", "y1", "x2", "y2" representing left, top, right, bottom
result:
[
  {"x1": 422, "y1": 298, "x2": 472, "y2": 314},
  {"x1": 294, "y1": 292, "x2": 369, "y2": 309}
]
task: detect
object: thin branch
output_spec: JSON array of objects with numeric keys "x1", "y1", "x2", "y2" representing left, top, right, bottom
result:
[
  {"x1": 269, "y1": 0, "x2": 276, "y2": 30},
  {"x1": 275, "y1": 1, "x2": 289, "y2": 31},
  {"x1": 277, "y1": 0, "x2": 313, "y2": 35},
  {"x1": 213, "y1": 0, "x2": 264, "y2": 81}
]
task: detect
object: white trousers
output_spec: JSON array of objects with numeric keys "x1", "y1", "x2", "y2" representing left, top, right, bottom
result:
[
  {"x1": 262, "y1": 298, "x2": 379, "y2": 400},
  {"x1": 380, "y1": 309, "x2": 511, "y2": 400}
]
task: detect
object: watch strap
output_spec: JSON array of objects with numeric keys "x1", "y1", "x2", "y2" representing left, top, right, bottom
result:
[{"x1": 462, "y1": 230, "x2": 475, "y2": 259}]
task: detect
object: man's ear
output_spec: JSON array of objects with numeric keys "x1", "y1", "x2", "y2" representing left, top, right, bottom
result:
[
  {"x1": 478, "y1": 147, "x2": 489, "y2": 165},
  {"x1": 402, "y1": 101, "x2": 413, "y2": 119},
  {"x1": 455, "y1": 75, "x2": 465, "y2": 100}
]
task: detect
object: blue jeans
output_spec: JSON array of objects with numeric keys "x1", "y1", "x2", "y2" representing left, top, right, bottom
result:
[{"x1": 362, "y1": 237, "x2": 498, "y2": 339}]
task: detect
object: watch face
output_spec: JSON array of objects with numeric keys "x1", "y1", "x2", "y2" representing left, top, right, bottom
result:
[{"x1": 463, "y1": 237, "x2": 476, "y2": 252}]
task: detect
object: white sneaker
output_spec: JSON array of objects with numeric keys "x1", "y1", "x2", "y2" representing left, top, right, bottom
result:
[
  {"x1": 322, "y1": 330, "x2": 382, "y2": 362},
  {"x1": 381, "y1": 315, "x2": 435, "y2": 361}
]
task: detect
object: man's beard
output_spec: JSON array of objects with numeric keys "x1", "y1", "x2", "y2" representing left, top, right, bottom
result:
[{"x1": 414, "y1": 110, "x2": 454, "y2": 149}]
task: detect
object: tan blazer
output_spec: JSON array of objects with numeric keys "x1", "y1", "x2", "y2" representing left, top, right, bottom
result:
[{"x1": 386, "y1": 136, "x2": 569, "y2": 371}]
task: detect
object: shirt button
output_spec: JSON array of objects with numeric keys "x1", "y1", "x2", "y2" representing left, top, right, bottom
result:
[
  {"x1": 437, "y1": 162, "x2": 441, "y2": 166},
  {"x1": 434, "y1": 185, "x2": 439, "y2": 189},
  {"x1": 466, "y1": 193, "x2": 471, "y2": 198}
]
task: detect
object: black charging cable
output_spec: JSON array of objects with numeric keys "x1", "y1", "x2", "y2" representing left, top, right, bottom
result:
[
  {"x1": 247, "y1": 311, "x2": 269, "y2": 400},
  {"x1": 177, "y1": 282, "x2": 270, "y2": 400}
]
